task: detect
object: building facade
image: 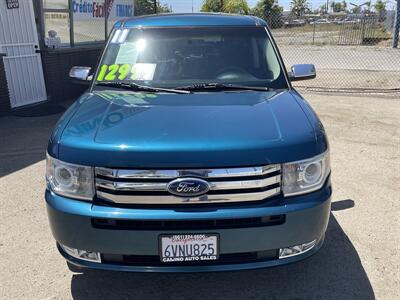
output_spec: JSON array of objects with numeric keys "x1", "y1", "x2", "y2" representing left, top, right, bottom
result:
[{"x1": 0, "y1": 0, "x2": 134, "y2": 115}]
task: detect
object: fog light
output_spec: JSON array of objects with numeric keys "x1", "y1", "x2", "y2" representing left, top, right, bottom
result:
[
  {"x1": 60, "y1": 244, "x2": 101, "y2": 263},
  {"x1": 279, "y1": 240, "x2": 316, "y2": 259}
]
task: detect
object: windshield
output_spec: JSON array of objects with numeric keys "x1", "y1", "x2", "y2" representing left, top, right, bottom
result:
[{"x1": 95, "y1": 27, "x2": 287, "y2": 89}]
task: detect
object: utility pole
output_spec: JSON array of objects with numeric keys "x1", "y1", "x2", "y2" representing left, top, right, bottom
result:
[
  {"x1": 393, "y1": 0, "x2": 399, "y2": 48},
  {"x1": 154, "y1": 0, "x2": 157, "y2": 14}
]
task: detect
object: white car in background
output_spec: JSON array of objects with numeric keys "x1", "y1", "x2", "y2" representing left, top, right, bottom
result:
[{"x1": 310, "y1": 19, "x2": 331, "y2": 25}]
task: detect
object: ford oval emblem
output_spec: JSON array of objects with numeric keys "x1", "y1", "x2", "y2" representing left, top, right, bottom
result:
[{"x1": 167, "y1": 178, "x2": 210, "y2": 197}]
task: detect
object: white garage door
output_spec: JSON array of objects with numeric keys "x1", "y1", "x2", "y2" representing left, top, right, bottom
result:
[{"x1": 0, "y1": 0, "x2": 47, "y2": 108}]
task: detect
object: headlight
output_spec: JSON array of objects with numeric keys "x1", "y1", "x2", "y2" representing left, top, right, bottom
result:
[
  {"x1": 46, "y1": 154, "x2": 94, "y2": 200},
  {"x1": 282, "y1": 151, "x2": 330, "y2": 197}
]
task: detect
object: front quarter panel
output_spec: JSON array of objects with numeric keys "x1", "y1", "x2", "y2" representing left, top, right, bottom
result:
[
  {"x1": 291, "y1": 91, "x2": 329, "y2": 154},
  {"x1": 47, "y1": 93, "x2": 92, "y2": 158}
]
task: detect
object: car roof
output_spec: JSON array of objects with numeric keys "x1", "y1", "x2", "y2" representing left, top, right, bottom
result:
[{"x1": 115, "y1": 13, "x2": 267, "y2": 28}]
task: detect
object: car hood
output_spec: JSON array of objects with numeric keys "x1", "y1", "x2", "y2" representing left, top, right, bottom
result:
[{"x1": 53, "y1": 89, "x2": 326, "y2": 168}]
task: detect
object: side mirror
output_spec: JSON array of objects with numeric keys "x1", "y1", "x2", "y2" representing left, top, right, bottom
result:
[
  {"x1": 289, "y1": 64, "x2": 316, "y2": 81},
  {"x1": 69, "y1": 66, "x2": 91, "y2": 81}
]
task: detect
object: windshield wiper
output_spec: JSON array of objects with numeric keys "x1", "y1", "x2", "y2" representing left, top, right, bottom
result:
[
  {"x1": 176, "y1": 83, "x2": 270, "y2": 92},
  {"x1": 95, "y1": 81, "x2": 190, "y2": 94}
]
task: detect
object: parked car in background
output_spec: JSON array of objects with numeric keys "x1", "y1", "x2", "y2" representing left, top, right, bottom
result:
[
  {"x1": 345, "y1": 18, "x2": 361, "y2": 24},
  {"x1": 284, "y1": 19, "x2": 306, "y2": 28},
  {"x1": 310, "y1": 19, "x2": 331, "y2": 25},
  {"x1": 332, "y1": 17, "x2": 344, "y2": 24},
  {"x1": 46, "y1": 13, "x2": 331, "y2": 273}
]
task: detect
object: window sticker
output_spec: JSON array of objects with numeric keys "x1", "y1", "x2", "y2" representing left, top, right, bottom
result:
[
  {"x1": 115, "y1": 42, "x2": 138, "y2": 64},
  {"x1": 131, "y1": 63, "x2": 156, "y2": 81},
  {"x1": 96, "y1": 63, "x2": 156, "y2": 82},
  {"x1": 118, "y1": 29, "x2": 129, "y2": 43},
  {"x1": 97, "y1": 64, "x2": 132, "y2": 81},
  {"x1": 110, "y1": 29, "x2": 129, "y2": 44},
  {"x1": 111, "y1": 29, "x2": 121, "y2": 43}
]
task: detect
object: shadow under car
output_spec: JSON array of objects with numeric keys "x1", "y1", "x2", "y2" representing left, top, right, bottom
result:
[{"x1": 70, "y1": 207, "x2": 374, "y2": 300}]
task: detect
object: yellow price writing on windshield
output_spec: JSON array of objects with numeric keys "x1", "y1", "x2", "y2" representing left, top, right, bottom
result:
[{"x1": 97, "y1": 64, "x2": 131, "y2": 81}]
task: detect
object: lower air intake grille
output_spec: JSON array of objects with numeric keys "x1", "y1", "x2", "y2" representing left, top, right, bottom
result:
[{"x1": 92, "y1": 215, "x2": 285, "y2": 230}]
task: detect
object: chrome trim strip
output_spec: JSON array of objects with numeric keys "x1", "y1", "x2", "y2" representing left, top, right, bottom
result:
[
  {"x1": 96, "y1": 176, "x2": 280, "y2": 192},
  {"x1": 210, "y1": 176, "x2": 280, "y2": 190},
  {"x1": 96, "y1": 179, "x2": 167, "y2": 191},
  {"x1": 96, "y1": 187, "x2": 281, "y2": 204},
  {"x1": 96, "y1": 165, "x2": 280, "y2": 179}
]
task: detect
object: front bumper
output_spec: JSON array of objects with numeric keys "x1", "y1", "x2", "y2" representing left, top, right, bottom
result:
[{"x1": 46, "y1": 180, "x2": 331, "y2": 272}]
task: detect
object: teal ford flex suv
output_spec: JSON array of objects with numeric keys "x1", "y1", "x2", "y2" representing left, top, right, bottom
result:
[{"x1": 46, "y1": 14, "x2": 331, "y2": 272}]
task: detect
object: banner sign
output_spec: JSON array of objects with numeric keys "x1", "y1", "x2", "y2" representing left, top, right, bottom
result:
[{"x1": 72, "y1": 0, "x2": 134, "y2": 21}]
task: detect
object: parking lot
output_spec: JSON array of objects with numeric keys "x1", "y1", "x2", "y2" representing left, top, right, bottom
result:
[{"x1": 0, "y1": 92, "x2": 399, "y2": 299}]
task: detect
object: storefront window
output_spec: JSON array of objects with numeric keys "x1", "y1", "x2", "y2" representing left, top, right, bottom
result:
[
  {"x1": 42, "y1": 0, "x2": 134, "y2": 47},
  {"x1": 43, "y1": 0, "x2": 69, "y2": 9},
  {"x1": 44, "y1": 12, "x2": 70, "y2": 47}
]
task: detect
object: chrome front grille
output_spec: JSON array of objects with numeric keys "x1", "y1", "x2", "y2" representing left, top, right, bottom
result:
[{"x1": 95, "y1": 165, "x2": 281, "y2": 205}]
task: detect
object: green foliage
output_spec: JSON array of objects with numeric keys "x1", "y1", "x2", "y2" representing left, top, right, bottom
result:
[
  {"x1": 351, "y1": 6, "x2": 361, "y2": 13},
  {"x1": 135, "y1": 0, "x2": 171, "y2": 16},
  {"x1": 223, "y1": 0, "x2": 250, "y2": 14},
  {"x1": 252, "y1": 0, "x2": 284, "y2": 28},
  {"x1": 341, "y1": 0, "x2": 347, "y2": 11},
  {"x1": 201, "y1": 0, "x2": 224, "y2": 12},
  {"x1": 374, "y1": 0, "x2": 386, "y2": 21},
  {"x1": 330, "y1": 1, "x2": 347, "y2": 13},
  {"x1": 374, "y1": 0, "x2": 386, "y2": 12},
  {"x1": 201, "y1": 0, "x2": 250, "y2": 14},
  {"x1": 158, "y1": 4, "x2": 171, "y2": 13},
  {"x1": 291, "y1": 0, "x2": 309, "y2": 17}
]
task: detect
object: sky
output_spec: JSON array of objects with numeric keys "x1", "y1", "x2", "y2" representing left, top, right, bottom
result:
[{"x1": 159, "y1": 0, "x2": 398, "y2": 12}]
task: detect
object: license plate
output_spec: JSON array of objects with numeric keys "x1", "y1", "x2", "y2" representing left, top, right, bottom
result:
[{"x1": 160, "y1": 234, "x2": 219, "y2": 263}]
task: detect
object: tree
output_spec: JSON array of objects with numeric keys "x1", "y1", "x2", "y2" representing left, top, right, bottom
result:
[
  {"x1": 252, "y1": 0, "x2": 284, "y2": 28},
  {"x1": 363, "y1": 1, "x2": 372, "y2": 13},
  {"x1": 374, "y1": 0, "x2": 386, "y2": 13},
  {"x1": 223, "y1": 0, "x2": 250, "y2": 14},
  {"x1": 201, "y1": 0, "x2": 224, "y2": 12},
  {"x1": 201, "y1": 0, "x2": 250, "y2": 14},
  {"x1": 135, "y1": 0, "x2": 171, "y2": 16},
  {"x1": 374, "y1": 0, "x2": 386, "y2": 20},
  {"x1": 351, "y1": 5, "x2": 361, "y2": 13},
  {"x1": 330, "y1": 1, "x2": 348, "y2": 13},
  {"x1": 330, "y1": 1, "x2": 336, "y2": 12},
  {"x1": 341, "y1": 0, "x2": 347, "y2": 12},
  {"x1": 291, "y1": 0, "x2": 309, "y2": 17}
]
